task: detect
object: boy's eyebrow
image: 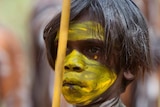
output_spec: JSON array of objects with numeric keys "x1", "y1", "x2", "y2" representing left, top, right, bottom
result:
[{"x1": 83, "y1": 39, "x2": 104, "y2": 44}]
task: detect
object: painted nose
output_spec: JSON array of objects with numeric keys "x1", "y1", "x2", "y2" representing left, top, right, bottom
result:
[{"x1": 64, "y1": 50, "x2": 85, "y2": 72}]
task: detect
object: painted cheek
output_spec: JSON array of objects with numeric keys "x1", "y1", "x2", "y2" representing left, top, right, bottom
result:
[{"x1": 84, "y1": 60, "x2": 117, "y2": 92}]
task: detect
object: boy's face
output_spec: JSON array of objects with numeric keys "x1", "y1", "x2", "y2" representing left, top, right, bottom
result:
[{"x1": 56, "y1": 21, "x2": 117, "y2": 106}]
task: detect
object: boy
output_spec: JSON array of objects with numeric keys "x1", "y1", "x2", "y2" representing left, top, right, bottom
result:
[{"x1": 44, "y1": 0, "x2": 151, "y2": 106}]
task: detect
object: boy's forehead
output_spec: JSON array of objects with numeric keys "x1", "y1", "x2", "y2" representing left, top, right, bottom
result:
[{"x1": 56, "y1": 21, "x2": 104, "y2": 41}]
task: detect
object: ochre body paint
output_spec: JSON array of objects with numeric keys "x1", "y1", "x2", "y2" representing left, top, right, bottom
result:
[{"x1": 62, "y1": 50, "x2": 117, "y2": 105}]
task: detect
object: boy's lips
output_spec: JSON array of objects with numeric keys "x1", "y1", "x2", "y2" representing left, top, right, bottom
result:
[{"x1": 63, "y1": 80, "x2": 86, "y2": 88}]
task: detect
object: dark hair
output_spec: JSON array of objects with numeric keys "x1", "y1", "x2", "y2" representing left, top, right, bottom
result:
[{"x1": 44, "y1": 0, "x2": 151, "y2": 77}]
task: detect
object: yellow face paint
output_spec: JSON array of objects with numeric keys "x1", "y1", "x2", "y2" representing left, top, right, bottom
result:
[
  {"x1": 56, "y1": 21, "x2": 117, "y2": 106},
  {"x1": 62, "y1": 50, "x2": 117, "y2": 105},
  {"x1": 56, "y1": 21, "x2": 104, "y2": 41}
]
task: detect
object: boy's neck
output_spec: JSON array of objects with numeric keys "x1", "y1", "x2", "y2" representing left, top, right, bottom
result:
[{"x1": 75, "y1": 97, "x2": 125, "y2": 107}]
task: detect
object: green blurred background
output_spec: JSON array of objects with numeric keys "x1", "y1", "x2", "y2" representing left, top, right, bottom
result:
[{"x1": 0, "y1": 0, "x2": 33, "y2": 47}]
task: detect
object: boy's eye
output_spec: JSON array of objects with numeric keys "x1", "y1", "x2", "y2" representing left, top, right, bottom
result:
[
  {"x1": 83, "y1": 46, "x2": 103, "y2": 60},
  {"x1": 86, "y1": 47, "x2": 101, "y2": 54}
]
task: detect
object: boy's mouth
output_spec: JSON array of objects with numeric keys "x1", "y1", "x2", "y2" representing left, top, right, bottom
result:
[{"x1": 63, "y1": 80, "x2": 86, "y2": 88}]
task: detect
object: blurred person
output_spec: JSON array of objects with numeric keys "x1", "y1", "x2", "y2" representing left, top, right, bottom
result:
[
  {"x1": 0, "y1": 25, "x2": 31, "y2": 107},
  {"x1": 30, "y1": 0, "x2": 71, "y2": 107},
  {"x1": 44, "y1": 0, "x2": 151, "y2": 106}
]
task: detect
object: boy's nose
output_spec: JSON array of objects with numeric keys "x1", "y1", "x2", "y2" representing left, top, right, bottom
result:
[
  {"x1": 64, "y1": 64, "x2": 83, "y2": 72},
  {"x1": 64, "y1": 50, "x2": 85, "y2": 72}
]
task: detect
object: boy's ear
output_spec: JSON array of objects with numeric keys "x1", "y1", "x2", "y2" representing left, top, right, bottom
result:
[{"x1": 123, "y1": 71, "x2": 135, "y2": 80}]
